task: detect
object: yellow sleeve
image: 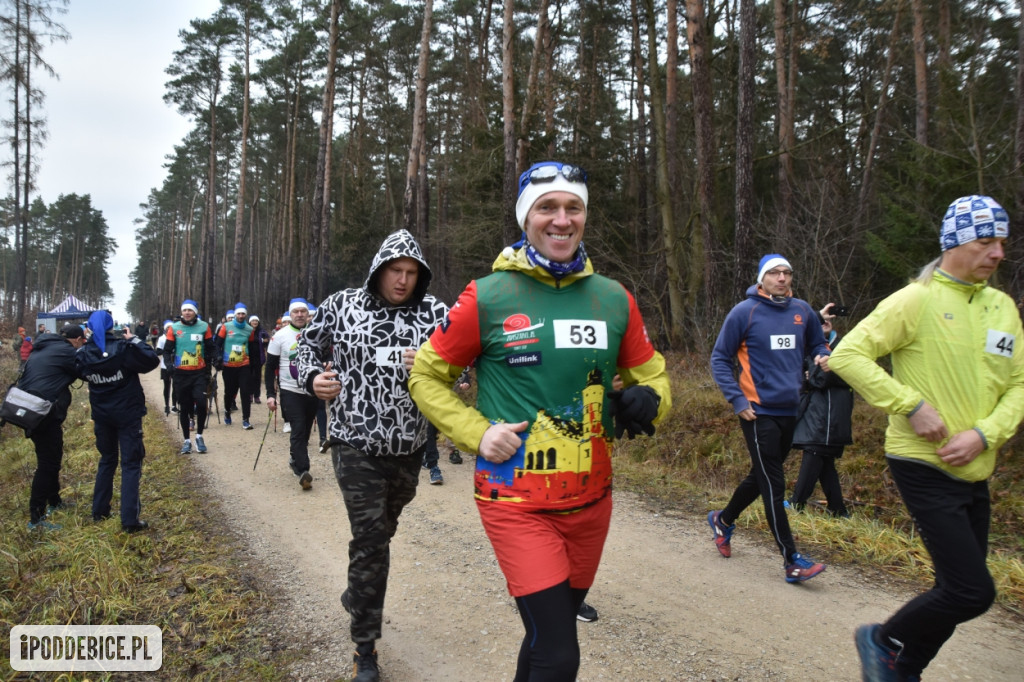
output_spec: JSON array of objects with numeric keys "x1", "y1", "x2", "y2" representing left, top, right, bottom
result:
[
  {"x1": 617, "y1": 350, "x2": 672, "y2": 424},
  {"x1": 408, "y1": 339, "x2": 492, "y2": 454}
]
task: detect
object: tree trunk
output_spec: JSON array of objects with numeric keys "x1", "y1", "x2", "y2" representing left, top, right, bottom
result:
[
  {"x1": 912, "y1": 0, "x2": 928, "y2": 148},
  {"x1": 501, "y1": 0, "x2": 518, "y2": 244},
  {"x1": 734, "y1": 0, "x2": 756, "y2": 300},
  {"x1": 643, "y1": 0, "x2": 684, "y2": 346},
  {"x1": 230, "y1": 4, "x2": 252, "y2": 303},
  {"x1": 685, "y1": 0, "x2": 715, "y2": 320},
  {"x1": 403, "y1": 0, "x2": 433, "y2": 239},
  {"x1": 1011, "y1": 0, "x2": 1024, "y2": 299},
  {"x1": 517, "y1": 0, "x2": 550, "y2": 174},
  {"x1": 310, "y1": 0, "x2": 342, "y2": 300},
  {"x1": 857, "y1": 0, "x2": 904, "y2": 213},
  {"x1": 773, "y1": 0, "x2": 794, "y2": 239}
]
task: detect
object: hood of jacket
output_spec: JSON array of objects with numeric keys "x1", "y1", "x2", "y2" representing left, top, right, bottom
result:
[
  {"x1": 364, "y1": 229, "x2": 432, "y2": 306},
  {"x1": 31, "y1": 332, "x2": 68, "y2": 353},
  {"x1": 491, "y1": 244, "x2": 595, "y2": 286},
  {"x1": 746, "y1": 283, "x2": 795, "y2": 309}
]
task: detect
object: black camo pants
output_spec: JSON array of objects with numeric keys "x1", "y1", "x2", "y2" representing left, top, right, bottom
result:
[{"x1": 332, "y1": 443, "x2": 423, "y2": 644}]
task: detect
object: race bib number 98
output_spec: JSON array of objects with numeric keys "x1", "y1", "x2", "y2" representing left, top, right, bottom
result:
[
  {"x1": 985, "y1": 330, "x2": 1015, "y2": 358},
  {"x1": 770, "y1": 334, "x2": 796, "y2": 350},
  {"x1": 553, "y1": 320, "x2": 608, "y2": 349},
  {"x1": 375, "y1": 346, "x2": 408, "y2": 367}
]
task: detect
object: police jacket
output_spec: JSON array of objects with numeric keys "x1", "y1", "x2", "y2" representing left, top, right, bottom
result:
[
  {"x1": 16, "y1": 333, "x2": 79, "y2": 423},
  {"x1": 76, "y1": 333, "x2": 159, "y2": 425}
]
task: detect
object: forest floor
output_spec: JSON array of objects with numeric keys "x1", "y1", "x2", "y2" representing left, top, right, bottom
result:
[{"x1": 142, "y1": 371, "x2": 1024, "y2": 681}]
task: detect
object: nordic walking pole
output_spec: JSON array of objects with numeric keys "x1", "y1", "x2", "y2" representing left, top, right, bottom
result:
[{"x1": 253, "y1": 409, "x2": 273, "y2": 471}]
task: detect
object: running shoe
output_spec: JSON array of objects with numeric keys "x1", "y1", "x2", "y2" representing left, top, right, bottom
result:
[
  {"x1": 195, "y1": 435, "x2": 207, "y2": 453},
  {"x1": 224, "y1": 414, "x2": 232, "y2": 426},
  {"x1": 242, "y1": 420, "x2": 253, "y2": 430},
  {"x1": 576, "y1": 602, "x2": 599, "y2": 622},
  {"x1": 282, "y1": 422, "x2": 291, "y2": 433},
  {"x1": 164, "y1": 404, "x2": 170, "y2": 416},
  {"x1": 299, "y1": 472, "x2": 313, "y2": 490},
  {"x1": 27, "y1": 519, "x2": 61, "y2": 531},
  {"x1": 253, "y1": 396, "x2": 261, "y2": 404},
  {"x1": 784, "y1": 553, "x2": 826, "y2": 583},
  {"x1": 707, "y1": 510, "x2": 735, "y2": 558},
  {"x1": 854, "y1": 623, "x2": 903, "y2": 682},
  {"x1": 180, "y1": 439, "x2": 192, "y2": 455},
  {"x1": 352, "y1": 650, "x2": 379, "y2": 682},
  {"x1": 449, "y1": 450, "x2": 463, "y2": 464},
  {"x1": 429, "y1": 466, "x2": 443, "y2": 485}
]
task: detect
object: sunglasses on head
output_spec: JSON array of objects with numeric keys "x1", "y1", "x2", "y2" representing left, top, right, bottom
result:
[{"x1": 520, "y1": 163, "x2": 588, "y2": 192}]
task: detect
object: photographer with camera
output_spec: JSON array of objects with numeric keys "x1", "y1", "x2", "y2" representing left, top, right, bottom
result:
[{"x1": 789, "y1": 303, "x2": 853, "y2": 517}]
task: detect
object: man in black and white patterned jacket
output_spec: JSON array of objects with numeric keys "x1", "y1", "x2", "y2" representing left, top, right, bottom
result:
[{"x1": 296, "y1": 228, "x2": 447, "y2": 682}]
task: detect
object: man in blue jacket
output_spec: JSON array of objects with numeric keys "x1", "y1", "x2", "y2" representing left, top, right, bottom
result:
[
  {"x1": 708, "y1": 254, "x2": 830, "y2": 582},
  {"x1": 77, "y1": 310, "x2": 160, "y2": 532},
  {"x1": 15, "y1": 324, "x2": 87, "y2": 530}
]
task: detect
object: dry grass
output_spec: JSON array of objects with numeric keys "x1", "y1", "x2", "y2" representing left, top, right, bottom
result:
[
  {"x1": 613, "y1": 351, "x2": 1024, "y2": 614},
  {"x1": 0, "y1": 353, "x2": 297, "y2": 680}
]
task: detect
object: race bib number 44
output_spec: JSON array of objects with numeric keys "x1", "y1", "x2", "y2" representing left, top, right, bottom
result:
[
  {"x1": 770, "y1": 334, "x2": 796, "y2": 350},
  {"x1": 985, "y1": 330, "x2": 1015, "y2": 358},
  {"x1": 553, "y1": 320, "x2": 608, "y2": 349}
]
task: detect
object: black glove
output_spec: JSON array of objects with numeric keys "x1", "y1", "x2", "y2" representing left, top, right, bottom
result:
[{"x1": 607, "y1": 385, "x2": 660, "y2": 439}]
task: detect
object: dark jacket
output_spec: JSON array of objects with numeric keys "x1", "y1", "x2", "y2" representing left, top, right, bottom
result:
[
  {"x1": 15, "y1": 333, "x2": 79, "y2": 423},
  {"x1": 76, "y1": 333, "x2": 159, "y2": 425},
  {"x1": 791, "y1": 354, "x2": 854, "y2": 452}
]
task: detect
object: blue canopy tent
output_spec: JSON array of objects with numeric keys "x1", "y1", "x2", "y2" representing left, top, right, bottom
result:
[{"x1": 36, "y1": 295, "x2": 98, "y2": 333}]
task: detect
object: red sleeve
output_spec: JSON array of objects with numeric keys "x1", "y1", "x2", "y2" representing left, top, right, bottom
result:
[
  {"x1": 428, "y1": 281, "x2": 482, "y2": 366},
  {"x1": 165, "y1": 327, "x2": 175, "y2": 342},
  {"x1": 208, "y1": 326, "x2": 216, "y2": 340},
  {"x1": 617, "y1": 287, "x2": 656, "y2": 369}
]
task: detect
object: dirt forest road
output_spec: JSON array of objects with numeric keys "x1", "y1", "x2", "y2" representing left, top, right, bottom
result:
[{"x1": 141, "y1": 370, "x2": 1023, "y2": 681}]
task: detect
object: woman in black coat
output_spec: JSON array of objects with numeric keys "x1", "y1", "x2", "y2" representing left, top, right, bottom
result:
[{"x1": 790, "y1": 310, "x2": 853, "y2": 517}]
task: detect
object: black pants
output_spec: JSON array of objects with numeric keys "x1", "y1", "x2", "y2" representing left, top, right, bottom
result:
[
  {"x1": 332, "y1": 444, "x2": 422, "y2": 644},
  {"x1": 29, "y1": 416, "x2": 64, "y2": 523},
  {"x1": 881, "y1": 457, "x2": 995, "y2": 677},
  {"x1": 222, "y1": 366, "x2": 252, "y2": 421},
  {"x1": 160, "y1": 368, "x2": 173, "y2": 410},
  {"x1": 249, "y1": 363, "x2": 263, "y2": 400},
  {"x1": 173, "y1": 371, "x2": 208, "y2": 437},
  {"x1": 721, "y1": 415, "x2": 798, "y2": 562},
  {"x1": 513, "y1": 580, "x2": 588, "y2": 682},
  {"x1": 422, "y1": 423, "x2": 440, "y2": 468},
  {"x1": 791, "y1": 447, "x2": 847, "y2": 515},
  {"x1": 92, "y1": 417, "x2": 145, "y2": 526},
  {"x1": 280, "y1": 390, "x2": 317, "y2": 475}
]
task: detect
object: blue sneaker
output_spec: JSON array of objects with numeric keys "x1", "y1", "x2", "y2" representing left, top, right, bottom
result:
[
  {"x1": 180, "y1": 439, "x2": 192, "y2": 454},
  {"x1": 28, "y1": 519, "x2": 61, "y2": 531},
  {"x1": 224, "y1": 414, "x2": 232, "y2": 426},
  {"x1": 707, "y1": 510, "x2": 735, "y2": 557},
  {"x1": 242, "y1": 420, "x2": 253, "y2": 430},
  {"x1": 429, "y1": 466, "x2": 444, "y2": 485},
  {"x1": 195, "y1": 435, "x2": 207, "y2": 453},
  {"x1": 855, "y1": 624, "x2": 903, "y2": 681},
  {"x1": 784, "y1": 553, "x2": 825, "y2": 583}
]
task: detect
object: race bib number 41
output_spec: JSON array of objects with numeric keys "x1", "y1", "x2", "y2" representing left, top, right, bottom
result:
[
  {"x1": 553, "y1": 320, "x2": 608, "y2": 349},
  {"x1": 375, "y1": 346, "x2": 409, "y2": 367},
  {"x1": 985, "y1": 330, "x2": 1015, "y2": 358}
]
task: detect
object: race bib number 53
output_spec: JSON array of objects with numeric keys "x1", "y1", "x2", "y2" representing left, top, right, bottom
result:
[
  {"x1": 986, "y1": 330, "x2": 1015, "y2": 358},
  {"x1": 553, "y1": 320, "x2": 608, "y2": 349}
]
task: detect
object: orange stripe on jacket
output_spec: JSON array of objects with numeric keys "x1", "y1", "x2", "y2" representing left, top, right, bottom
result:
[{"x1": 737, "y1": 341, "x2": 760, "y2": 406}]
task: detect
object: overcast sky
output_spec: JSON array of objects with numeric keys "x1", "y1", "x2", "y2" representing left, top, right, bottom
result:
[{"x1": 34, "y1": 0, "x2": 220, "y2": 324}]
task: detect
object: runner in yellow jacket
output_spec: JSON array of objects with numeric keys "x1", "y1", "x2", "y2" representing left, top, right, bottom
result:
[{"x1": 830, "y1": 194, "x2": 1024, "y2": 682}]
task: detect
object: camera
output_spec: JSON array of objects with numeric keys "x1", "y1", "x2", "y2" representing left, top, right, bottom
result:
[{"x1": 829, "y1": 304, "x2": 849, "y2": 317}]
